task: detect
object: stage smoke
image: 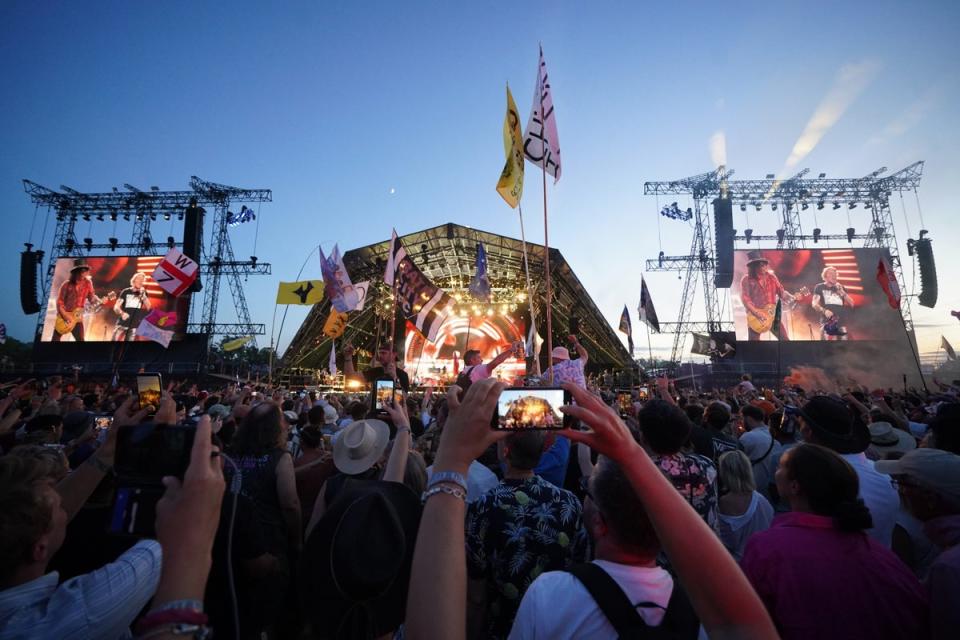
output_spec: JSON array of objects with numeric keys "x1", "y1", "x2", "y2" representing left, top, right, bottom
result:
[
  {"x1": 915, "y1": 235, "x2": 937, "y2": 308},
  {"x1": 20, "y1": 246, "x2": 40, "y2": 314},
  {"x1": 713, "y1": 197, "x2": 734, "y2": 288}
]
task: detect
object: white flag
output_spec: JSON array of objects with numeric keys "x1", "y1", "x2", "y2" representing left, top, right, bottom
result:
[
  {"x1": 329, "y1": 338, "x2": 338, "y2": 375},
  {"x1": 526, "y1": 317, "x2": 544, "y2": 358},
  {"x1": 383, "y1": 229, "x2": 407, "y2": 286},
  {"x1": 523, "y1": 44, "x2": 562, "y2": 182},
  {"x1": 152, "y1": 248, "x2": 198, "y2": 297}
]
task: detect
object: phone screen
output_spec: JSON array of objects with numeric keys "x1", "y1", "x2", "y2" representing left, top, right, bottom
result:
[
  {"x1": 373, "y1": 379, "x2": 400, "y2": 411},
  {"x1": 493, "y1": 387, "x2": 571, "y2": 430},
  {"x1": 95, "y1": 415, "x2": 113, "y2": 431},
  {"x1": 616, "y1": 392, "x2": 632, "y2": 415},
  {"x1": 137, "y1": 374, "x2": 162, "y2": 414}
]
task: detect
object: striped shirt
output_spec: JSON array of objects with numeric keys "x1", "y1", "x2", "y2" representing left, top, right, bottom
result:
[{"x1": 0, "y1": 539, "x2": 162, "y2": 640}]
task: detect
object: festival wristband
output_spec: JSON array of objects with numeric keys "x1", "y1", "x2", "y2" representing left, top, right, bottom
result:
[
  {"x1": 427, "y1": 470, "x2": 467, "y2": 493},
  {"x1": 422, "y1": 484, "x2": 467, "y2": 504}
]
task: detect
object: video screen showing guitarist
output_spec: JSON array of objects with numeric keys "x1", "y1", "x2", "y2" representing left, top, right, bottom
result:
[
  {"x1": 811, "y1": 266, "x2": 855, "y2": 341},
  {"x1": 740, "y1": 251, "x2": 794, "y2": 341},
  {"x1": 53, "y1": 259, "x2": 107, "y2": 342},
  {"x1": 112, "y1": 271, "x2": 153, "y2": 341}
]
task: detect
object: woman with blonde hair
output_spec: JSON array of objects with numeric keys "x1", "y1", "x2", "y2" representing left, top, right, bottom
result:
[{"x1": 717, "y1": 449, "x2": 774, "y2": 561}]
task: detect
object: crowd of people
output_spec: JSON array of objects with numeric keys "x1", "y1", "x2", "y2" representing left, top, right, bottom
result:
[{"x1": 0, "y1": 344, "x2": 958, "y2": 639}]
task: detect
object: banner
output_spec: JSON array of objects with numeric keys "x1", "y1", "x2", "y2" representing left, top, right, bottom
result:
[
  {"x1": 319, "y1": 245, "x2": 366, "y2": 312},
  {"x1": 496, "y1": 84, "x2": 525, "y2": 208},
  {"x1": 469, "y1": 243, "x2": 491, "y2": 302},
  {"x1": 223, "y1": 335, "x2": 254, "y2": 352},
  {"x1": 876, "y1": 257, "x2": 901, "y2": 310},
  {"x1": 638, "y1": 276, "x2": 660, "y2": 333},
  {"x1": 323, "y1": 309, "x2": 349, "y2": 339},
  {"x1": 522, "y1": 44, "x2": 562, "y2": 181},
  {"x1": 152, "y1": 248, "x2": 199, "y2": 297},
  {"x1": 618, "y1": 304, "x2": 634, "y2": 353},
  {"x1": 942, "y1": 336, "x2": 957, "y2": 361},
  {"x1": 136, "y1": 310, "x2": 178, "y2": 348},
  {"x1": 383, "y1": 229, "x2": 452, "y2": 342},
  {"x1": 690, "y1": 333, "x2": 712, "y2": 356},
  {"x1": 276, "y1": 280, "x2": 325, "y2": 305}
]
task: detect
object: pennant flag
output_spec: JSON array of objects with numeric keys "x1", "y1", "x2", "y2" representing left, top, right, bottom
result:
[
  {"x1": 771, "y1": 299, "x2": 783, "y2": 340},
  {"x1": 523, "y1": 44, "x2": 561, "y2": 181},
  {"x1": 526, "y1": 317, "x2": 544, "y2": 358},
  {"x1": 223, "y1": 335, "x2": 254, "y2": 352},
  {"x1": 383, "y1": 230, "x2": 452, "y2": 342},
  {"x1": 323, "y1": 309, "x2": 349, "y2": 339},
  {"x1": 638, "y1": 277, "x2": 660, "y2": 333},
  {"x1": 496, "y1": 84, "x2": 525, "y2": 208},
  {"x1": 152, "y1": 248, "x2": 198, "y2": 297},
  {"x1": 329, "y1": 338, "x2": 338, "y2": 375},
  {"x1": 618, "y1": 304, "x2": 634, "y2": 353},
  {"x1": 0, "y1": 323, "x2": 5, "y2": 345},
  {"x1": 469, "y1": 243, "x2": 492, "y2": 302},
  {"x1": 876, "y1": 257, "x2": 901, "y2": 310},
  {"x1": 690, "y1": 333, "x2": 712, "y2": 356},
  {"x1": 942, "y1": 336, "x2": 957, "y2": 361},
  {"x1": 136, "y1": 309, "x2": 179, "y2": 348},
  {"x1": 276, "y1": 280, "x2": 325, "y2": 305}
]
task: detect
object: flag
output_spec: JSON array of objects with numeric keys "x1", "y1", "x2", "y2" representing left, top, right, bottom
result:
[
  {"x1": 136, "y1": 309, "x2": 178, "y2": 348},
  {"x1": 876, "y1": 257, "x2": 901, "y2": 310},
  {"x1": 618, "y1": 304, "x2": 634, "y2": 353},
  {"x1": 382, "y1": 230, "x2": 452, "y2": 341},
  {"x1": 323, "y1": 309, "x2": 349, "y2": 339},
  {"x1": 496, "y1": 84, "x2": 525, "y2": 208},
  {"x1": 942, "y1": 336, "x2": 957, "y2": 361},
  {"x1": 329, "y1": 338, "x2": 338, "y2": 375},
  {"x1": 638, "y1": 277, "x2": 660, "y2": 333},
  {"x1": 690, "y1": 333, "x2": 712, "y2": 356},
  {"x1": 951, "y1": 310, "x2": 959, "y2": 322},
  {"x1": 0, "y1": 323, "x2": 5, "y2": 345},
  {"x1": 276, "y1": 280, "x2": 325, "y2": 305},
  {"x1": 469, "y1": 243, "x2": 491, "y2": 302},
  {"x1": 320, "y1": 245, "x2": 366, "y2": 312},
  {"x1": 523, "y1": 44, "x2": 562, "y2": 181},
  {"x1": 222, "y1": 335, "x2": 254, "y2": 352},
  {"x1": 152, "y1": 248, "x2": 198, "y2": 297},
  {"x1": 526, "y1": 317, "x2": 544, "y2": 358},
  {"x1": 771, "y1": 299, "x2": 783, "y2": 339}
]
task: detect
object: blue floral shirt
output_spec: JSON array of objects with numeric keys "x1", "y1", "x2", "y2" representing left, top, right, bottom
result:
[{"x1": 466, "y1": 476, "x2": 583, "y2": 640}]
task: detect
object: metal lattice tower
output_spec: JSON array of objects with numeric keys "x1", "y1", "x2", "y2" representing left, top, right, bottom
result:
[{"x1": 643, "y1": 162, "x2": 924, "y2": 363}]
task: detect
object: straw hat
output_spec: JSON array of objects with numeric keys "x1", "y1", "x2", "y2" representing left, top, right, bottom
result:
[
  {"x1": 333, "y1": 419, "x2": 390, "y2": 475},
  {"x1": 868, "y1": 422, "x2": 916, "y2": 455},
  {"x1": 551, "y1": 346, "x2": 570, "y2": 361}
]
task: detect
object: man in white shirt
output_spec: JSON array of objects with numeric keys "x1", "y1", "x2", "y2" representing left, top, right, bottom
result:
[
  {"x1": 739, "y1": 405, "x2": 781, "y2": 501},
  {"x1": 461, "y1": 342, "x2": 523, "y2": 384},
  {"x1": 509, "y1": 456, "x2": 700, "y2": 639}
]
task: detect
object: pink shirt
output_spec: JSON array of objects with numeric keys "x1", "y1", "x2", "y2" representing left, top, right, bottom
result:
[{"x1": 741, "y1": 512, "x2": 928, "y2": 640}]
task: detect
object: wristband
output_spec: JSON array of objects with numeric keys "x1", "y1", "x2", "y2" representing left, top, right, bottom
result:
[
  {"x1": 136, "y1": 609, "x2": 208, "y2": 635},
  {"x1": 428, "y1": 470, "x2": 467, "y2": 493},
  {"x1": 137, "y1": 623, "x2": 212, "y2": 639},
  {"x1": 150, "y1": 599, "x2": 204, "y2": 614},
  {"x1": 86, "y1": 455, "x2": 113, "y2": 475},
  {"x1": 422, "y1": 484, "x2": 467, "y2": 504}
]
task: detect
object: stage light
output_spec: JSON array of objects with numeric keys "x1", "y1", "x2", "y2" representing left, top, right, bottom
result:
[
  {"x1": 818, "y1": 173, "x2": 827, "y2": 178},
  {"x1": 801, "y1": 203, "x2": 809, "y2": 210},
  {"x1": 167, "y1": 236, "x2": 175, "y2": 249},
  {"x1": 771, "y1": 203, "x2": 778, "y2": 211},
  {"x1": 109, "y1": 212, "x2": 117, "y2": 221},
  {"x1": 65, "y1": 238, "x2": 75, "y2": 252},
  {"x1": 658, "y1": 251, "x2": 665, "y2": 267},
  {"x1": 250, "y1": 255, "x2": 257, "y2": 265},
  {"x1": 83, "y1": 237, "x2": 93, "y2": 251},
  {"x1": 813, "y1": 228, "x2": 822, "y2": 243},
  {"x1": 486, "y1": 308, "x2": 494, "y2": 316},
  {"x1": 82, "y1": 214, "x2": 91, "y2": 222},
  {"x1": 96, "y1": 214, "x2": 105, "y2": 221},
  {"x1": 500, "y1": 305, "x2": 509, "y2": 314},
  {"x1": 56, "y1": 212, "x2": 65, "y2": 222},
  {"x1": 846, "y1": 227, "x2": 855, "y2": 243},
  {"x1": 108, "y1": 237, "x2": 118, "y2": 251},
  {"x1": 776, "y1": 229, "x2": 786, "y2": 244},
  {"x1": 177, "y1": 211, "x2": 184, "y2": 221},
  {"x1": 123, "y1": 213, "x2": 131, "y2": 221},
  {"x1": 849, "y1": 203, "x2": 857, "y2": 209},
  {"x1": 744, "y1": 229, "x2": 753, "y2": 244},
  {"x1": 516, "y1": 292, "x2": 526, "y2": 302},
  {"x1": 164, "y1": 212, "x2": 172, "y2": 221},
  {"x1": 817, "y1": 201, "x2": 825, "y2": 210},
  {"x1": 833, "y1": 202, "x2": 841, "y2": 210},
  {"x1": 765, "y1": 173, "x2": 775, "y2": 179},
  {"x1": 136, "y1": 213, "x2": 143, "y2": 221},
  {"x1": 739, "y1": 203, "x2": 746, "y2": 212},
  {"x1": 149, "y1": 213, "x2": 157, "y2": 221},
  {"x1": 754, "y1": 203, "x2": 762, "y2": 212}
]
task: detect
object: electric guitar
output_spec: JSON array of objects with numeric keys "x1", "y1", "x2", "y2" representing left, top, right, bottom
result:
[
  {"x1": 746, "y1": 287, "x2": 809, "y2": 334},
  {"x1": 55, "y1": 291, "x2": 117, "y2": 335}
]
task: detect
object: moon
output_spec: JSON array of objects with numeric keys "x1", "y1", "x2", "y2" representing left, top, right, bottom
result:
[{"x1": 389, "y1": 187, "x2": 396, "y2": 195}]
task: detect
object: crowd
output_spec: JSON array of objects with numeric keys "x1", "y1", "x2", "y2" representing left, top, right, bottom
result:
[{"x1": 0, "y1": 344, "x2": 958, "y2": 639}]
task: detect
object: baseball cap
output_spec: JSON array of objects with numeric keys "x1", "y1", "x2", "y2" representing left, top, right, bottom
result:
[{"x1": 876, "y1": 448, "x2": 960, "y2": 504}]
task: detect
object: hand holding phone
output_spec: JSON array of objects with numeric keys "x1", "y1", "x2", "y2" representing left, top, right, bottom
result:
[
  {"x1": 493, "y1": 387, "x2": 572, "y2": 430},
  {"x1": 136, "y1": 373, "x2": 162, "y2": 415}
]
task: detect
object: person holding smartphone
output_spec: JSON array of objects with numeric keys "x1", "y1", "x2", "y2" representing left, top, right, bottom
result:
[{"x1": 343, "y1": 343, "x2": 410, "y2": 393}]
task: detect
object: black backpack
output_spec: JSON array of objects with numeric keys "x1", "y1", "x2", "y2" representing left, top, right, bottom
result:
[{"x1": 454, "y1": 366, "x2": 476, "y2": 397}]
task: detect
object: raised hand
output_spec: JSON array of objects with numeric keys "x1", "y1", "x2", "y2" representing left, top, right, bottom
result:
[
  {"x1": 558, "y1": 383, "x2": 642, "y2": 466},
  {"x1": 434, "y1": 379, "x2": 509, "y2": 475}
]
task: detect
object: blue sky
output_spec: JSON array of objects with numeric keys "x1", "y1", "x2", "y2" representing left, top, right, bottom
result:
[{"x1": 1, "y1": 1, "x2": 958, "y2": 362}]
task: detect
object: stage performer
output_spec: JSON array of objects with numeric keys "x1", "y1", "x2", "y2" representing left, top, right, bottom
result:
[
  {"x1": 53, "y1": 259, "x2": 105, "y2": 342},
  {"x1": 112, "y1": 271, "x2": 153, "y2": 341},
  {"x1": 740, "y1": 251, "x2": 794, "y2": 341},
  {"x1": 457, "y1": 341, "x2": 523, "y2": 385},
  {"x1": 811, "y1": 266, "x2": 855, "y2": 341}
]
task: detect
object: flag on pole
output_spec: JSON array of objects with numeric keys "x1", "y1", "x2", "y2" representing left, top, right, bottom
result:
[
  {"x1": 329, "y1": 338, "x2": 338, "y2": 375},
  {"x1": 383, "y1": 229, "x2": 407, "y2": 286},
  {"x1": 222, "y1": 335, "x2": 254, "y2": 352},
  {"x1": 383, "y1": 230, "x2": 452, "y2": 342},
  {"x1": 522, "y1": 44, "x2": 562, "y2": 181},
  {"x1": 618, "y1": 304, "x2": 634, "y2": 353},
  {"x1": 771, "y1": 299, "x2": 783, "y2": 340},
  {"x1": 137, "y1": 310, "x2": 179, "y2": 348},
  {"x1": 638, "y1": 277, "x2": 660, "y2": 333},
  {"x1": 690, "y1": 333, "x2": 712, "y2": 356},
  {"x1": 323, "y1": 310, "x2": 349, "y2": 339},
  {"x1": 496, "y1": 84, "x2": 525, "y2": 208},
  {"x1": 876, "y1": 257, "x2": 901, "y2": 310},
  {"x1": 942, "y1": 336, "x2": 957, "y2": 360},
  {"x1": 526, "y1": 317, "x2": 544, "y2": 358},
  {"x1": 469, "y1": 243, "x2": 491, "y2": 302},
  {"x1": 276, "y1": 280, "x2": 325, "y2": 305},
  {"x1": 320, "y1": 245, "x2": 366, "y2": 312}
]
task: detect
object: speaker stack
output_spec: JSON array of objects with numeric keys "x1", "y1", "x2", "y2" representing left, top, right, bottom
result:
[
  {"x1": 713, "y1": 197, "x2": 734, "y2": 288},
  {"x1": 20, "y1": 244, "x2": 41, "y2": 314}
]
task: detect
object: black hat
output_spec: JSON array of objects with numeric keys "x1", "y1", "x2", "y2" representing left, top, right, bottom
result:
[
  {"x1": 70, "y1": 258, "x2": 91, "y2": 273},
  {"x1": 799, "y1": 396, "x2": 870, "y2": 454},
  {"x1": 745, "y1": 250, "x2": 768, "y2": 266},
  {"x1": 301, "y1": 480, "x2": 422, "y2": 639}
]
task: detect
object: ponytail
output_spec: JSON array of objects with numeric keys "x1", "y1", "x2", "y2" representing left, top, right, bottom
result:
[{"x1": 833, "y1": 497, "x2": 873, "y2": 532}]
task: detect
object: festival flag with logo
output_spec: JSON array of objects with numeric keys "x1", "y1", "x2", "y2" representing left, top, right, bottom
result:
[
  {"x1": 618, "y1": 305, "x2": 634, "y2": 353},
  {"x1": 276, "y1": 280, "x2": 325, "y2": 305},
  {"x1": 638, "y1": 277, "x2": 660, "y2": 333},
  {"x1": 383, "y1": 229, "x2": 453, "y2": 342},
  {"x1": 320, "y1": 245, "x2": 367, "y2": 312},
  {"x1": 136, "y1": 309, "x2": 178, "y2": 348},
  {"x1": 523, "y1": 44, "x2": 562, "y2": 181},
  {"x1": 942, "y1": 336, "x2": 957, "y2": 361},
  {"x1": 222, "y1": 335, "x2": 254, "y2": 352},
  {"x1": 496, "y1": 84, "x2": 525, "y2": 208},
  {"x1": 323, "y1": 310, "x2": 349, "y2": 339},
  {"x1": 152, "y1": 248, "x2": 198, "y2": 297},
  {"x1": 770, "y1": 299, "x2": 783, "y2": 340},
  {"x1": 876, "y1": 257, "x2": 901, "y2": 310},
  {"x1": 469, "y1": 242, "x2": 491, "y2": 302}
]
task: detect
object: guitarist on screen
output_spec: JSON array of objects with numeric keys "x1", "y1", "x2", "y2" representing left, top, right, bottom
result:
[
  {"x1": 53, "y1": 259, "x2": 108, "y2": 342},
  {"x1": 740, "y1": 250, "x2": 795, "y2": 341}
]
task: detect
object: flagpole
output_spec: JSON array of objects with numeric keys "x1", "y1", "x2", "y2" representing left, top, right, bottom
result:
[
  {"x1": 268, "y1": 302, "x2": 279, "y2": 385},
  {"x1": 518, "y1": 205, "x2": 539, "y2": 375},
  {"x1": 900, "y1": 315, "x2": 928, "y2": 393},
  {"x1": 271, "y1": 245, "x2": 319, "y2": 386},
  {"x1": 541, "y1": 120, "x2": 554, "y2": 384},
  {"x1": 645, "y1": 321, "x2": 654, "y2": 364}
]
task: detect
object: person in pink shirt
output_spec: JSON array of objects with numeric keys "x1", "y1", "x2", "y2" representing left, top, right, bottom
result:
[
  {"x1": 741, "y1": 443, "x2": 928, "y2": 640},
  {"x1": 461, "y1": 341, "x2": 523, "y2": 384}
]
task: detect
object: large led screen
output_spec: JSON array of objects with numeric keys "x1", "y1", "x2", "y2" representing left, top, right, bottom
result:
[
  {"x1": 403, "y1": 313, "x2": 526, "y2": 385},
  {"x1": 41, "y1": 256, "x2": 189, "y2": 342},
  {"x1": 731, "y1": 248, "x2": 902, "y2": 342}
]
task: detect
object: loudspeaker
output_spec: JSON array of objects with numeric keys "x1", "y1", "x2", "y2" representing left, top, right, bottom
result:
[
  {"x1": 713, "y1": 197, "x2": 734, "y2": 288},
  {"x1": 915, "y1": 236, "x2": 937, "y2": 308},
  {"x1": 20, "y1": 248, "x2": 40, "y2": 314},
  {"x1": 183, "y1": 199, "x2": 204, "y2": 292}
]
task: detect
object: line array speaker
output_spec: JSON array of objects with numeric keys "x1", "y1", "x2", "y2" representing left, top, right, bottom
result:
[{"x1": 713, "y1": 197, "x2": 734, "y2": 288}]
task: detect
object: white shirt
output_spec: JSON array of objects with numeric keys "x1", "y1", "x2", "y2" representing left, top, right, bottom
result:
[
  {"x1": 840, "y1": 452, "x2": 900, "y2": 547},
  {"x1": 508, "y1": 560, "x2": 675, "y2": 639},
  {"x1": 740, "y1": 426, "x2": 781, "y2": 498},
  {"x1": 718, "y1": 491, "x2": 775, "y2": 562}
]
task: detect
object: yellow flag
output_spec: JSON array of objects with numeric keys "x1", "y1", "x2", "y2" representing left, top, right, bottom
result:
[
  {"x1": 223, "y1": 335, "x2": 254, "y2": 352},
  {"x1": 276, "y1": 280, "x2": 325, "y2": 305},
  {"x1": 322, "y1": 310, "x2": 349, "y2": 339},
  {"x1": 495, "y1": 84, "x2": 525, "y2": 208}
]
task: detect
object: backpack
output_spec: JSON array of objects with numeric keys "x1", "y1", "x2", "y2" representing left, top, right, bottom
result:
[{"x1": 454, "y1": 366, "x2": 476, "y2": 397}]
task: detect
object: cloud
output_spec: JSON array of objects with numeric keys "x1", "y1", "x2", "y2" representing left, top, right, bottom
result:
[
  {"x1": 867, "y1": 88, "x2": 939, "y2": 145},
  {"x1": 709, "y1": 130, "x2": 727, "y2": 168}
]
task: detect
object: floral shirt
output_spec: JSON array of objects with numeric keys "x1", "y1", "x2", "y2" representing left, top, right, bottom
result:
[
  {"x1": 466, "y1": 476, "x2": 583, "y2": 640},
  {"x1": 652, "y1": 451, "x2": 719, "y2": 530},
  {"x1": 542, "y1": 358, "x2": 586, "y2": 388}
]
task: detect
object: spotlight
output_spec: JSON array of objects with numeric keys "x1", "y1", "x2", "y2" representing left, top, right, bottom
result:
[
  {"x1": 109, "y1": 212, "x2": 117, "y2": 221},
  {"x1": 108, "y1": 237, "x2": 118, "y2": 251},
  {"x1": 846, "y1": 227, "x2": 855, "y2": 243},
  {"x1": 818, "y1": 173, "x2": 826, "y2": 178},
  {"x1": 177, "y1": 211, "x2": 184, "y2": 221},
  {"x1": 740, "y1": 203, "x2": 747, "y2": 212},
  {"x1": 96, "y1": 214, "x2": 104, "y2": 221},
  {"x1": 658, "y1": 250, "x2": 665, "y2": 267},
  {"x1": 801, "y1": 203, "x2": 809, "y2": 210},
  {"x1": 817, "y1": 201, "x2": 825, "y2": 210},
  {"x1": 65, "y1": 238, "x2": 75, "y2": 252},
  {"x1": 83, "y1": 237, "x2": 93, "y2": 251},
  {"x1": 813, "y1": 228, "x2": 822, "y2": 243},
  {"x1": 776, "y1": 229, "x2": 786, "y2": 244},
  {"x1": 136, "y1": 213, "x2": 143, "y2": 221},
  {"x1": 833, "y1": 202, "x2": 841, "y2": 210},
  {"x1": 849, "y1": 203, "x2": 857, "y2": 210},
  {"x1": 250, "y1": 256, "x2": 258, "y2": 265},
  {"x1": 149, "y1": 213, "x2": 157, "y2": 221},
  {"x1": 754, "y1": 203, "x2": 762, "y2": 211},
  {"x1": 771, "y1": 203, "x2": 778, "y2": 211},
  {"x1": 874, "y1": 227, "x2": 885, "y2": 243},
  {"x1": 167, "y1": 236, "x2": 175, "y2": 249},
  {"x1": 123, "y1": 213, "x2": 131, "y2": 221},
  {"x1": 744, "y1": 229, "x2": 753, "y2": 244},
  {"x1": 765, "y1": 173, "x2": 775, "y2": 179}
]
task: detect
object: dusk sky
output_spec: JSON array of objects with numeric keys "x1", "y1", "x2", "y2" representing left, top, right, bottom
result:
[{"x1": 1, "y1": 1, "x2": 958, "y2": 364}]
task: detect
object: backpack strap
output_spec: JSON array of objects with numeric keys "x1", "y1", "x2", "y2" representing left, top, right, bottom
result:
[
  {"x1": 749, "y1": 435, "x2": 776, "y2": 466},
  {"x1": 567, "y1": 563, "x2": 650, "y2": 639}
]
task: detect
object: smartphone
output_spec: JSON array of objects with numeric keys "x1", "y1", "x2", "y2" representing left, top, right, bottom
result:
[
  {"x1": 95, "y1": 415, "x2": 113, "y2": 431},
  {"x1": 110, "y1": 422, "x2": 196, "y2": 537},
  {"x1": 373, "y1": 379, "x2": 402, "y2": 412},
  {"x1": 637, "y1": 386, "x2": 649, "y2": 401},
  {"x1": 136, "y1": 373, "x2": 162, "y2": 415},
  {"x1": 493, "y1": 386, "x2": 572, "y2": 430},
  {"x1": 616, "y1": 391, "x2": 632, "y2": 417}
]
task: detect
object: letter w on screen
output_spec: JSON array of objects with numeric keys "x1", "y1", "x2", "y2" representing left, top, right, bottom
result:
[{"x1": 152, "y1": 249, "x2": 198, "y2": 297}]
